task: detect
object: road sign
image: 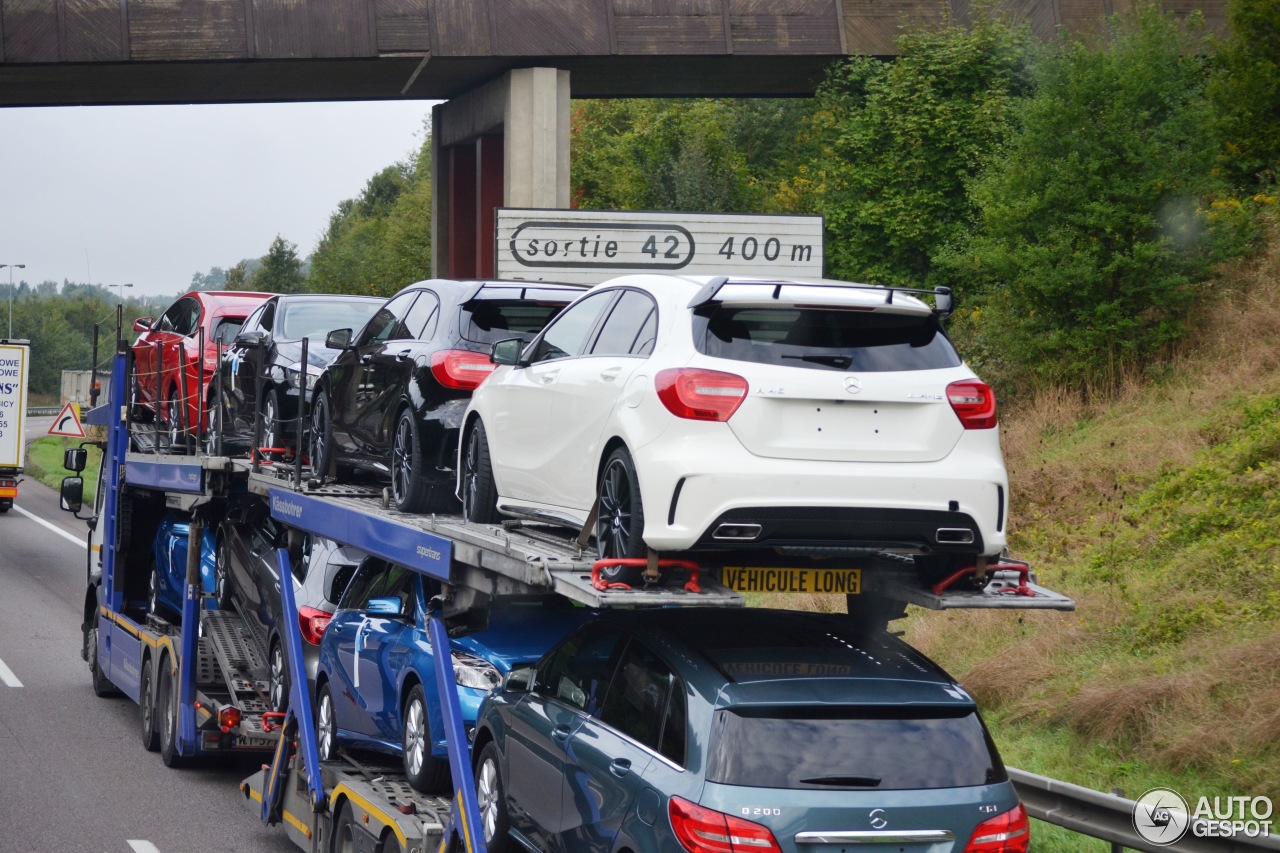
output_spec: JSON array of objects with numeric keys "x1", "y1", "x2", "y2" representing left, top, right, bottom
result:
[
  {"x1": 496, "y1": 209, "x2": 824, "y2": 285},
  {"x1": 49, "y1": 401, "x2": 85, "y2": 438}
]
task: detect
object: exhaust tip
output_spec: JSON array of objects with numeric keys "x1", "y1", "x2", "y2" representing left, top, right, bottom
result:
[
  {"x1": 713, "y1": 523, "x2": 762, "y2": 541},
  {"x1": 935, "y1": 528, "x2": 975, "y2": 544}
]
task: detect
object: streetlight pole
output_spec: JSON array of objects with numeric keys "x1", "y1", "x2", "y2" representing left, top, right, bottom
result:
[
  {"x1": 0, "y1": 264, "x2": 25, "y2": 339},
  {"x1": 116, "y1": 282, "x2": 134, "y2": 304}
]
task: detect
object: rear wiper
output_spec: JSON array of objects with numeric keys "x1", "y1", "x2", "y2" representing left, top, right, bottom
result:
[
  {"x1": 800, "y1": 775, "x2": 882, "y2": 787},
  {"x1": 781, "y1": 354, "x2": 853, "y2": 369}
]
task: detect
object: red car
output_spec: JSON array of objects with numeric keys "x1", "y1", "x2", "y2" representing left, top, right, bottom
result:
[{"x1": 132, "y1": 291, "x2": 273, "y2": 443}]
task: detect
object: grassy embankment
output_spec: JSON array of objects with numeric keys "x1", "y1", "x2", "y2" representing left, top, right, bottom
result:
[
  {"x1": 759, "y1": 221, "x2": 1280, "y2": 850},
  {"x1": 24, "y1": 435, "x2": 101, "y2": 499}
]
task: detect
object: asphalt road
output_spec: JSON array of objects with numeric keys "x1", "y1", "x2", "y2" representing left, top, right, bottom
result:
[{"x1": 0, "y1": 479, "x2": 299, "y2": 853}]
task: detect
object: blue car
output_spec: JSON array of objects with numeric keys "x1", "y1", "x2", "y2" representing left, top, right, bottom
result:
[
  {"x1": 314, "y1": 557, "x2": 593, "y2": 792},
  {"x1": 473, "y1": 608, "x2": 1029, "y2": 853},
  {"x1": 148, "y1": 512, "x2": 218, "y2": 621}
]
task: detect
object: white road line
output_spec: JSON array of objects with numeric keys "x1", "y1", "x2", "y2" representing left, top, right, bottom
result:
[
  {"x1": 13, "y1": 504, "x2": 87, "y2": 550},
  {"x1": 127, "y1": 842, "x2": 163, "y2": 853},
  {"x1": 0, "y1": 656, "x2": 23, "y2": 688}
]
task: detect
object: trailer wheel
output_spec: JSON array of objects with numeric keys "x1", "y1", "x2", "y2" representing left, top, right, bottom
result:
[
  {"x1": 476, "y1": 742, "x2": 512, "y2": 853},
  {"x1": 379, "y1": 832, "x2": 402, "y2": 853},
  {"x1": 332, "y1": 800, "x2": 359, "y2": 853},
  {"x1": 0, "y1": 500, "x2": 10, "y2": 513},
  {"x1": 140, "y1": 657, "x2": 160, "y2": 751},
  {"x1": 89, "y1": 613, "x2": 119, "y2": 697},
  {"x1": 402, "y1": 684, "x2": 449, "y2": 793},
  {"x1": 158, "y1": 658, "x2": 185, "y2": 768}
]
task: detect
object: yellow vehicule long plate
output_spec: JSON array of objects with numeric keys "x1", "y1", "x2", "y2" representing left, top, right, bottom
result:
[{"x1": 721, "y1": 566, "x2": 861, "y2": 595}]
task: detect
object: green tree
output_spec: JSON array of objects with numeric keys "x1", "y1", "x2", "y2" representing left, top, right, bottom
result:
[
  {"x1": 1208, "y1": 0, "x2": 1280, "y2": 189},
  {"x1": 811, "y1": 17, "x2": 1032, "y2": 288},
  {"x1": 225, "y1": 261, "x2": 250, "y2": 291},
  {"x1": 250, "y1": 236, "x2": 305, "y2": 294},
  {"x1": 946, "y1": 5, "x2": 1238, "y2": 393}
]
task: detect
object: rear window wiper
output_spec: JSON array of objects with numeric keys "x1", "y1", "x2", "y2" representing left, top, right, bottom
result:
[
  {"x1": 799, "y1": 775, "x2": 882, "y2": 787},
  {"x1": 781, "y1": 354, "x2": 853, "y2": 369}
]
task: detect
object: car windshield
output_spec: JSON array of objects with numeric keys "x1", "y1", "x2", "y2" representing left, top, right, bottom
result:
[
  {"x1": 461, "y1": 299, "x2": 570, "y2": 345},
  {"x1": 693, "y1": 306, "x2": 961, "y2": 372},
  {"x1": 281, "y1": 300, "x2": 382, "y2": 342},
  {"x1": 705, "y1": 706, "x2": 1005, "y2": 790}
]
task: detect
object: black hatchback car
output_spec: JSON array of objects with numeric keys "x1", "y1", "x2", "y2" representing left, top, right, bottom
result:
[
  {"x1": 473, "y1": 608, "x2": 1028, "y2": 853},
  {"x1": 309, "y1": 279, "x2": 585, "y2": 513},
  {"x1": 210, "y1": 293, "x2": 384, "y2": 458}
]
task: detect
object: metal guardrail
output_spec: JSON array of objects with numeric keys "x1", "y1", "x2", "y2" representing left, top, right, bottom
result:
[
  {"x1": 27, "y1": 406, "x2": 60, "y2": 416},
  {"x1": 1010, "y1": 768, "x2": 1280, "y2": 853}
]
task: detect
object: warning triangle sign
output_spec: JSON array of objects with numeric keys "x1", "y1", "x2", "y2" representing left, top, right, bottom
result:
[{"x1": 49, "y1": 402, "x2": 86, "y2": 438}]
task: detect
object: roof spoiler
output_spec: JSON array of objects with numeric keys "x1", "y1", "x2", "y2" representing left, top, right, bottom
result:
[{"x1": 687, "y1": 278, "x2": 954, "y2": 318}]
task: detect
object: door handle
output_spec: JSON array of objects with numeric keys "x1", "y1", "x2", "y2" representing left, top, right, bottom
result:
[
  {"x1": 538, "y1": 371, "x2": 559, "y2": 385},
  {"x1": 552, "y1": 724, "x2": 572, "y2": 742},
  {"x1": 609, "y1": 758, "x2": 632, "y2": 777},
  {"x1": 600, "y1": 366, "x2": 622, "y2": 382}
]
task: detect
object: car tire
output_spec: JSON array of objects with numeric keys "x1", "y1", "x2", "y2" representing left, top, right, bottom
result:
[
  {"x1": 205, "y1": 389, "x2": 223, "y2": 455},
  {"x1": 402, "y1": 684, "x2": 450, "y2": 793},
  {"x1": 596, "y1": 446, "x2": 646, "y2": 585},
  {"x1": 140, "y1": 657, "x2": 160, "y2": 752},
  {"x1": 476, "y1": 741, "x2": 513, "y2": 853},
  {"x1": 268, "y1": 638, "x2": 289, "y2": 713},
  {"x1": 332, "y1": 800, "x2": 360, "y2": 853},
  {"x1": 158, "y1": 657, "x2": 185, "y2": 767},
  {"x1": 316, "y1": 681, "x2": 337, "y2": 762},
  {"x1": 214, "y1": 532, "x2": 233, "y2": 611},
  {"x1": 391, "y1": 409, "x2": 457, "y2": 514},
  {"x1": 147, "y1": 560, "x2": 161, "y2": 616},
  {"x1": 164, "y1": 387, "x2": 184, "y2": 450},
  {"x1": 88, "y1": 613, "x2": 120, "y2": 698},
  {"x1": 462, "y1": 420, "x2": 500, "y2": 525},
  {"x1": 129, "y1": 364, "x2": 154, "y2": 424},
  {"x1": 261, "y1": 387, "x2": 281, "y2": 460},
  {"x1": 309, "y1": 389, "x2": 335, "y2": 481}
]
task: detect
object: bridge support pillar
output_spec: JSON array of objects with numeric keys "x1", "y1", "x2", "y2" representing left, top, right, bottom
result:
[{"x1": 432, "y1": 67, "x2": 570, "y2": 278}]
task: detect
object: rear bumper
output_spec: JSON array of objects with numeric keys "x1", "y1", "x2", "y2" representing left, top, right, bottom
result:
[{"x1": 633, "y1": 427, "x2": 1008, "y2": 555}]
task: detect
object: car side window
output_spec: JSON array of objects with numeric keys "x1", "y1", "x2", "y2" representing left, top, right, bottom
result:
[
  {"x1": 358, "y1": 291, "x2": 419, "y2": 347},
  {"x1": 403, "y1": 291, "x2": 440, "y2": 341},
  {"x1": 257, "y1": 301, "x2": 276, "y2": 334},
  {"x1": 598, "y1": 640, "x2": 683, "y2": 762},
  {"x1": 338, "y1": 560, "x2": 386, "y2": 610},
  {"x1": 241, "y1": 304, "x2": 268, "y2": 336},
  {"x1": 368, "y1": 563, "x2": 417, "y2": 619},
  {"x1": 527, "y1": 291, "x2": 615, "y2": 364},
  {"x1": 536, "y1": 627, "x2": 624, "y2": 713},
  {"x1": 590, "y1": 290, "x2": 657, "y2": 357},
  {"x1": 169, "y1": 298, "x2": 200, "y2": 337}
]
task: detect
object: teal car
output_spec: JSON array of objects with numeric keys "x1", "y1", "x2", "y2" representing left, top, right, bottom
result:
[{"x1": 473, "y1": 608, "x2": 1028, "y2": 853}]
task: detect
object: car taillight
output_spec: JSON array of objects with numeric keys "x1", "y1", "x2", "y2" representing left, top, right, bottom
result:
[
  {"x1": 656, "y1": 368, "x2": 748, "y2": 422},
  {"x1": 431, "y1": 350, "x2": 497, "y2": 390},
  {"x1": 669, "y1": 796, "x2": 782, "y2": 853},
  {"x1": 964, "y1": 804, "x2": 1029, "y2": 853},
  {"x1": 947, "y1": 380, "x2": 998, "y2": 429},
  {"x1": 298, "y1": 606, "x2": 332, "y2": 645}
]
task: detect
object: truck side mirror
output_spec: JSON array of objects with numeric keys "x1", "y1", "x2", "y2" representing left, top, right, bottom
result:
[
  {"x1": 60, "y1": 476, "x2": 84, "y2": 513},
  {"x1": 64, "y1": 447, "x2": 88, "y2": 472},
  {"x1": 325, "y1": 328, "x2": 353, "y2": 350}
]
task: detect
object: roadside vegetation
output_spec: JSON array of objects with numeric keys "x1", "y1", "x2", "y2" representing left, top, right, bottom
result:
[{"x1": 25, "y1": 435, "x2": 101, "y2": 498}]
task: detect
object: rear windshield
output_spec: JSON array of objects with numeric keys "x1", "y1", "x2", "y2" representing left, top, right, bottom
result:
[
  {"x1": 210, "y1": 317, "x2": 246, "y2": 347},
  {"x1": 693, "y1": 306, "x2": 961, "y2": 372},
  {"x1": 706, "y1": 706, "x2": 1006, "y2": 790},
  {"x1": 462, "y1": 300, "x2": 569, "y2": 345}
]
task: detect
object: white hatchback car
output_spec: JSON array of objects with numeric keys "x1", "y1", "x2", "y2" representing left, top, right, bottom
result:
[{"x1": 458, "y1": 275, "x2": 1008, "y2": 583}]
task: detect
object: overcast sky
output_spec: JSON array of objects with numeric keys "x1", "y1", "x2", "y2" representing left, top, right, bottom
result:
[{"x1": 0, "y1": 100, "x2": 436, "y2": 299}]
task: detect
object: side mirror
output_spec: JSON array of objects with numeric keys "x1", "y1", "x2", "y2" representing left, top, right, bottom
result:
[
  {"x1": 64, "y1": 447, "x2": 88, "y2": 472},
  {"x1": 505, "y1": 666, "x2": 535, "y2": 693},
  {"x1": 365, "y1": 596, "x2": 403, "y2": 616},
  {"x1": 325, "y1": 328, "x2": 353, "y2": 350},
  {"x1": 60, "y1": 476, "x2": 84, "y2": 513},
  {"x1": 933, "y1": 287, "x2": 953, "y2": 317},
  {"x1": 491, "y1": 337, "x2": 525, "y2": 367},
  {"x1": 133, "y1": 317, "x2": 154, "y2": 332},
  {"x1": 235, "y1": 330, "x2": 268, "y2": 349}
]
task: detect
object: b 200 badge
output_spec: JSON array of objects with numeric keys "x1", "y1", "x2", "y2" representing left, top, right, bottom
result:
[{"x1": 742, "y1": 808, "x2": 782, "y2": 817}]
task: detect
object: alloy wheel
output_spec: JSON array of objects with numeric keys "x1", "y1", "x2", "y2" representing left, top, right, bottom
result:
[
  {"x1": 599, "y1": 458, "x2": 633, "y2": 558},
  {"x1": 404, "y1": 696, "x2": 425, "y2": 777}
]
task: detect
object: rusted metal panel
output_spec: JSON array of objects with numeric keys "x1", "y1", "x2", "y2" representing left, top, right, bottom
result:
[
  {"x1": 2, "y1": 1, "x2": 62, "y2": 62},
  {"x1": 250, "y1": 0, "x2": 373, "y2": 58},
  {"x1": 129, "y1": 0, "x2": 248, "y2": 60},
  {"x1": 375, "y1": 0, "x2": 431, "y2": 54},
  {"x1": 492, "y1": 0, "x2": 610, "y2": 55},
  {"x1": 64, "y1": 0, "x2": 126, "y2": 60},
  {"x1": 431, "y1": 0, "x2": 492, "y2": 56}
]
